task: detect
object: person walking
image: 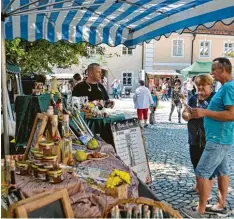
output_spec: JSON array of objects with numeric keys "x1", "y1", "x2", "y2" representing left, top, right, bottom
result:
[
  {"x1": 169, "y1": 82, "x2": 183, "y2": 123},
  {"x1": 116, "y1": 80, "x2": 122, "y2": 99},
  {"x1": 111, "y1": 79, "x2": 120, "y2": 99},
  {"x1": 149, "y1": 89, "x2": 159, "y2": 125},
  {"x1": 182, "y1": 74, "x2": 215, "y2": 195},
  {"x1": 182, "y1": 57, "x2": 234, "y2": 218},
  {"x1": 161, "y1": 81, "x2": 169, "y2": 101},
  {"x1": 133, "y1": 80, "x2": 154, "y2": 128}
]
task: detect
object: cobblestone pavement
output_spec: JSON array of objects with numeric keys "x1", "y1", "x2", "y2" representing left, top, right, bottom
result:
[{"x1": 114, "y1": 98, "x2": 234, "y2": 217}]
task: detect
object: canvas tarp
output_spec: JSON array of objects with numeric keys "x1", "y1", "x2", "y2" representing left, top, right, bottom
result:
[{"x1": 181, "y1": 61, "x2": 212, "y2": 78}]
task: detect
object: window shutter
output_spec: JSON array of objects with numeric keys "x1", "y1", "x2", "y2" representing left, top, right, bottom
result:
[
  {"x1": 178, "y1": 40, "x2": 183, "y2": 56},
  {"x1": 172, "y1": 40, "x2": 177, "y2": 56}
]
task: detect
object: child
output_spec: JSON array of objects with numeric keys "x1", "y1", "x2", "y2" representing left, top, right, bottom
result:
[{"x1": 149, "y1": 89, "x2": 159, "y2": 125}]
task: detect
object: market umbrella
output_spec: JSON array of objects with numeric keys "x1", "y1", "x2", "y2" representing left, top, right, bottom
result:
[
  {"x1": 1, "y1": 0, "x2": 234, "y2": 154},
  {"x1": 181, "y1": 61, "x2": 212, "y2": 78}
]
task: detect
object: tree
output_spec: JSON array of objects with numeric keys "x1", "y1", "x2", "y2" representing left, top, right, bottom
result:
[{"x1": 5, "y1": 38, "x2": 105, "y2": 75}]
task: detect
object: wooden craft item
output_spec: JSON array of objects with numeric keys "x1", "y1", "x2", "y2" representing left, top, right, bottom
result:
[
  {"x1": 105, "y1": 184, "x2": 128, "y2": 199},
  {"x1": 24, "y1": 113, "x2": 48, "y2": 160},
  {"x1": 15, "y1": 189, "x2": 74, "y2": 218}
]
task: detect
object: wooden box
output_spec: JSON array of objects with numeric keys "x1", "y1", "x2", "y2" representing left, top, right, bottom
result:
[{"x1": 105, "y1": 184, "x2": 128, "y2": 199}]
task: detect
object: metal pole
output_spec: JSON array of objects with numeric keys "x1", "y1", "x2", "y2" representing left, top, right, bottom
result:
[
  {"x1": 18, "y1": 71, "x2": 24, "y2": 95},
  {"x1": 1, "y1": 19, "x2": 10, "y2": 155}
]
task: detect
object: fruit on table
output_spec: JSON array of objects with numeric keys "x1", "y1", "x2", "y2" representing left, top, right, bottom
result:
[
  {"x1": 74, "y1": 150, "x2": 87, "y2": 162},
  {"x1": 87, "y1": 152, "x2": 103, "y2": 159},
  {"x1": 73, "y1": 139, "x2": 82, "y2": 145},
  {"x1": 87, "y1": 138, "x2": 99, "y2": 150},
  {"x1": 87, "y1": 102, "x2": 95, "y2": 108}
]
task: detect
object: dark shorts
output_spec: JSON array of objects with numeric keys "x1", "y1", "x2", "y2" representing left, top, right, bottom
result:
[{"x1": 189, "y1": 144, "x2": 204, "y2": 170}]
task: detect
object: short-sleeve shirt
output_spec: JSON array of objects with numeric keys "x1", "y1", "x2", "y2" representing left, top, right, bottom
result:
[
  {"x1": 187, "y1": 92, "x2": 215, "y2": 146},
  {"x1": 72, "y1": 81, "x2": 109, "y2": 101},
  {"x1": 151, "y1": 95, "x2": 158, "y2": 106},
  {"x1": 172, "y1": 89, "x2": 182, "y2": 103},
  {"x1": 204, "y1": 80, "x2": 234, "y2": 145}
]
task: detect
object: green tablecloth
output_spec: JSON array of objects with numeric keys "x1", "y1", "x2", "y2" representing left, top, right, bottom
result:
[
  {"x1": 85, "y1": 114, "x2": 125, "y2": 146},
  {"x1": 15, "y1": 94, "x2": 62, "y2": 147}
]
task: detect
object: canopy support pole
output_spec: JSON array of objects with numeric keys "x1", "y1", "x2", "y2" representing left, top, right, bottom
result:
[
  {"x1": 18, "y1": 70, "x2": 24, "y2": 95},
  {"x1": 1, "y1": 19, "x2": 10, "y2": 155}
]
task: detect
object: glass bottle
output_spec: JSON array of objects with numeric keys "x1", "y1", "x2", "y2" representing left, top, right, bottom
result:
[
  {"x1": 61, "y1": 115, "x2": 72, "y2": 165},
  {"x1": 63, "y1": 114, "x2": 70, "y2": 138},
  {"x1": 50, "y1": 93, "x2": 56, "y2": 109},
  {"x1": 56, "y1": 92, "x2": 62, "y2": 108},
  {"x1": 5, "y1": 155, "x2": 11, "y2": 185},
  {"x1": 58, "y1": 103, "x2": 63, "y2": 138},
  {"x1": 1, "y1": 159, "x2": 5, "y2": 184},
  {"x1": 10, "y1": 160, "x2": 16, "y2": 185}
]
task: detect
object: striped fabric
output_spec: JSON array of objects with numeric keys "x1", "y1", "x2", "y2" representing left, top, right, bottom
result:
[{"x1": 2, "y1": 0, "x2": 234, "y2": 47}]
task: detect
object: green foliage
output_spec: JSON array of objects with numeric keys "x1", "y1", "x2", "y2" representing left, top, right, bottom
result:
[
  {"x1": 5, "y1": 38, "x2": 105, "y2": 75},
  {"x1": 226, "y1": 51, "x2": 234, "y2": 58}
]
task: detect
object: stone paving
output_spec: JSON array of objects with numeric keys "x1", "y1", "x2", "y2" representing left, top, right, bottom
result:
[{"x1": 114, "y1": 98, "x2": 234, "y2": 217}]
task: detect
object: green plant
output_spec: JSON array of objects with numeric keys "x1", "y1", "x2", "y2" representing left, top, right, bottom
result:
[{"x1": 5, "y1": 38, "x2": 106, "y2": 76}]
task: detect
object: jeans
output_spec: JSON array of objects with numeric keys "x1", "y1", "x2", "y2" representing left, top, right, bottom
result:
[
  {"x1": 169, "y1": 101, "x2": 182, "y2": 122},
  {"x1": 195, "y1": 141, "x2": 232, "y2": 179},
  {"x1": 161, "y1": 94, "x2": 168, "y2": 101}
]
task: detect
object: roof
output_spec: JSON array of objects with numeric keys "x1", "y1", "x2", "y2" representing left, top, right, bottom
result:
[
  {"x1": 184, "y1": 22, "x2": 234, "y2": 36},
  {"x1": 2, "y1": 1, "x2": 234, "y2": 47},
  {"x1": 6, "y1": 62, "x2": 20, "y2": 74},
  {"x1": 181, "y1": 61, "x2": 212, "y2": 77}
]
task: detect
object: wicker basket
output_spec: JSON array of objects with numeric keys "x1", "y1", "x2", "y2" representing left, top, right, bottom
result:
[{"x1": 102, "y1": 197, "x2": 182, "y2": 218}]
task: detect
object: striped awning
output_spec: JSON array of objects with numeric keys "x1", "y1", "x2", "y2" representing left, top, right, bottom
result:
[{"x1": 2, "y1": 0, "x2": 234, "y2": 47}]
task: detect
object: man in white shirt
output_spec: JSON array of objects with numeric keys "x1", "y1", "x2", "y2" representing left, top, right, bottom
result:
[{"x1": 133, "y1": 80, "x2": 154, "y2": 127}]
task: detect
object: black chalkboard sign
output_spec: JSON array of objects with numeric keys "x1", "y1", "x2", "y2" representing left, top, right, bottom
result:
[
  {"x1": 28, "y1": 199, "x2": 65, "y2": 218},
  {"x1": 15, "y1": 189, "x2": 74, "y2": 218}
]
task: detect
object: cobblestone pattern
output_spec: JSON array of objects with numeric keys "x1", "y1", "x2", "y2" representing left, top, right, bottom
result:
[
  {"x1": 143, "y1": 123, "x2": 234, "y2": 217},
  {"x1": 114, "y1": 98, "x2": 234, "y2": 217}
]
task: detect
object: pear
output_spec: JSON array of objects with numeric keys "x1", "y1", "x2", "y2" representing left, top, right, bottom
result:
[
  {"x1": 74, "y1": 150, "x2": 87, "y2": 162},
  {"x1": 87, "y1": 138, "x2": 99, "y2": 150},
  {"x1": 73, "y1": 139, "x2": 82, "y2": 145}
]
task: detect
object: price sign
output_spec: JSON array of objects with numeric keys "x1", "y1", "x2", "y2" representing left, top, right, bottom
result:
[{"x1": 111, "y1": 118, "x2": 151, "y2": 183}]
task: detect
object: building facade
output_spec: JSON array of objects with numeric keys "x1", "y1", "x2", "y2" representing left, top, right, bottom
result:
[
  {"x1": 150, "y1": 23, "x2": 234, "y2": 73},
  {"x1": 53, "y1": 23, "x2": 234, "y2": 94}
]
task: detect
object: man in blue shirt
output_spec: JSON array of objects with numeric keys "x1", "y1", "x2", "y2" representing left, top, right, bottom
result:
[{"x1": 182, "y1": 57, "x2": 234, "y2": 218}]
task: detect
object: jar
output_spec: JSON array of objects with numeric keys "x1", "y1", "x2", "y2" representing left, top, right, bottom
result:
[
  {"x1": 39, "y1": 141, "x2": 54, "y2": 156},
  {"x1": 37, "y1": 167, "x2": 49, "y2": 181},
  {"x1": 31, "y1": 164, "x2": 38, "y2": 177},
  {"x1": 31, "y1": 150, "x2": 43, "y2": 160},
  {"x1": 33, "y1": 153, "x2": 44, "y2": 165},
  {"x1": 48, "y1": 168, "x2": 64, "y2": 184},
  {"x1": 16, "y1": 161, "x2": 29, "y2": 176},
  {"x1": 42, "y1": 155, "x2": 57, "y2": 169}
]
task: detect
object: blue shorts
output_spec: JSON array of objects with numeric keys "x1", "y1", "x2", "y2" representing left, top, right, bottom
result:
[{"x1": 195, "y1": 141, "x2": 232, "y2": 179}]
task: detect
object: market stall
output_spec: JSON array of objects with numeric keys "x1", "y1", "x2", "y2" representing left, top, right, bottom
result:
[
  {"x1": 2, "y1": 108, "x2": 180, "y2": 218},
  {"x1": 146, "y1": 70, "x2": 183, "y2": 90},
  {"x1": 181, "y1": 61, "x2": 212, "y2": 78}
]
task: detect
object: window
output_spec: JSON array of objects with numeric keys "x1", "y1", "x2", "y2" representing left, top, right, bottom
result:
[
  {"x1": 199, "y1": 40, "x2": 211, "y2": 57},
  {"x1": 122, "y1": 72, "x2": 133, "y2": 86},
  {"x1": 224, "y1": 41, "x2": 234, "y2": 57},
  {"x1": 172, "y1": 39, "x2": 184, "y2": 57},
  {"x1": 122, "y1": 46, "x2": 133, "y2": 55}
]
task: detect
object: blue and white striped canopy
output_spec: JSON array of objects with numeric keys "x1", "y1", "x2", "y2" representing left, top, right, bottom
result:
[{"x1": 2, "y1": 0, "x2": 234, "y2": 47}]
